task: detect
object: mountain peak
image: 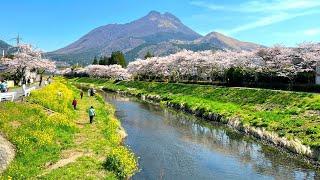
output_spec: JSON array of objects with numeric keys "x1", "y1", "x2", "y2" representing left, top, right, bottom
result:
[
  {"x1": 197, "y1": 31, "x2": 263, "y2": 51},
  {"x1": 144, "y1": 11, "x2": 180, "y2": 22},
  {"x1": 205, "y1": 31, "x2": 225, "y2": 38},
  {"x1": 164, "y1": 12, "x2": 181, "y2": 22},
  {"x1": 147, "y1": 10, "x2": 161, "y2": 16},
  {"x1": 126, "y1": 11, "x2": 200, "y2": 36}
]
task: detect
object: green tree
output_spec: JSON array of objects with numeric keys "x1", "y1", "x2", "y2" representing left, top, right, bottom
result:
[
  {"x1": 98, "y1": 56, "x2": 106, "y2": 65},
  {"x1": 110, "y1": 51, "x2": 126, "y2": 67},
  {"x1": 106, "y1": 57, "x2": 112, "y2": 65},
  {"x1": 103, "y1": 56, "x2": 109, "y2": 65},
  {"x1": 92, "y1": 56, "x2": 98, "y2": 65},
  {"x1": 144, "y1": 51, "x2": 154, "y2": 59}
]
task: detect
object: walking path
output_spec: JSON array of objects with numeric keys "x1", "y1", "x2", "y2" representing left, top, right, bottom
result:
[{"x1": 0, "y1": 83, "x2": 44, "y2": 102}]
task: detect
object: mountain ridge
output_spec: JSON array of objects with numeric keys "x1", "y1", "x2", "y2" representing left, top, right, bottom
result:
[
  {"x1": 0, "y1": 40, "x2": 12, "y2": 51},
  {"x1": 47, "y1": 11, "x2": 263, "y2": 65}
]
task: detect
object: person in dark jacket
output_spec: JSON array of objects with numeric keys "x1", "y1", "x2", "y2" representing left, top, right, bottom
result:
[
  {"x1": 80, "y1": 91, "x2": 84, "y2": 99},
  {"x1": 90, "y1": 88, "x2": 95, "y2": 96},
  {"x1": 72, "y1": 98, "x2": 78, "y2": 110}
]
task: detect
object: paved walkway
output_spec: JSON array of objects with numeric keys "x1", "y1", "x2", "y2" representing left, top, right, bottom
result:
[
  {"x1": 1, "y1": 83, "x2": 43, "y2": 102},
  {"x1": 14, "y1": 84, "x2": 39, "y2": 101}
]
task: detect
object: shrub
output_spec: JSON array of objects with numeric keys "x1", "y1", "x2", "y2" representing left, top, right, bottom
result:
[
  {"x1": 104, "y1": 147, "x2": 138, "y2": 179},
  {"x1": 28, "y1": 78, "x2": 75, "y2": 114}
]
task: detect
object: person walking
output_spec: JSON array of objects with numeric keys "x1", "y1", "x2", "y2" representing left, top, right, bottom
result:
[
  {"x1": 72, "y1": 98, "x2": 78, "y2": 110},
  {"x1": 90, "y1": 88, "x2": 95, "y2": 96},
  {"x1": 2, "y1": 81, "x2": 8, "y2": 92},
  {"x1": 0, "y1": 81, "x2": 4, "y2": 92},
  {"x1": 80, "y1": 91, "x2": 84, "y2": 99},
  {"x1": 47, "y1": 76, "x2": 52, "y2": 84},
  {"x1": 88, "y1": 106, "x2": 95, "y2": 124},
  {"x1": 39, "y1": 76, "x2": 43, "y2": 87}
]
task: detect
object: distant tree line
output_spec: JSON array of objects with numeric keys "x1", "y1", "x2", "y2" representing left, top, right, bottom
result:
[
  {"x1": 92, "y1": 51, "x2": 126, "y2": 68},
  {"x1": 127, "y1": 44, "x2": 320, "y2": 92},
  {"x1": 144, "y1": 51, "x2": 154, "y2": 59}
]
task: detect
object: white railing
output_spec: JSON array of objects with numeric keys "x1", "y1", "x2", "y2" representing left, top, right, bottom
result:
[
  {"x1": 0, "y1": 85, "x2": 37, "y2": 103},
  {"x1": 23, "y1": 85, "x2": 36, "y2": 97},
  {"x1": 0, "y1": 92, "x2": 17, "y2": 102}
]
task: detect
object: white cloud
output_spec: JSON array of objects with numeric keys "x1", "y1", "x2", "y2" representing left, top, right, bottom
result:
[
  {"x1": 190, "y1": 0, "x2": 320, "y2": 13},
  {"x1": 190, "y1": 1, "x2": 226, "y2": 11},
  {"x1": 190, "y1": 0, "x2": 320, "y2": 34},
  {"x1": 225, "y1": 10, "x2": 319, "y2": 34},
  {"x1": 272, "y1": 28, "x2": 320, "y2": 37},
  {"x1": 303, "y1": 28, "x2": 320, "y2": 36},
  {"x1": 242, "y1": 0, "x2": 320, "y2": 13}
]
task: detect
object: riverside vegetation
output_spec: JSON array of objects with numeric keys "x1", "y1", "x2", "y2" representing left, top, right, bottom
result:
[
  {"x1": 0, "y1": 78, "x2": 138, "y2": 179},
  {"x1": 71, "y1": 77, "x2": 320, "y2": 163}
]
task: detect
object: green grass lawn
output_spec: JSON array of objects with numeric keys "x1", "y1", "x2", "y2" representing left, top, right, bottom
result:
[
  {"x1": 0, "y1": 78, "x2": 137, "y2": 179},
  {"x1": 71, "y1": 77, "x2": 320, "y2": 151}
]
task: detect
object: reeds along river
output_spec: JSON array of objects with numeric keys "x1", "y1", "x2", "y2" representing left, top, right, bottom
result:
[{"x1": 103, "y1": 92, "x2": 319, "y2": 180}]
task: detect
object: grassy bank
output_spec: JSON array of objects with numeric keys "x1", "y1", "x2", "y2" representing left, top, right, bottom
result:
[
  {"x1": 0, "y1": 78, "x2": 137, "y2": 179},
  {"x1": 71, "y1": 77, "x2": 320, "y2": 160}
]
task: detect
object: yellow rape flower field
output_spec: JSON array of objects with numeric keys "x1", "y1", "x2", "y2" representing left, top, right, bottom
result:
[{"x1": 0, "y1": 78, "x2": 138, "y2": 179}]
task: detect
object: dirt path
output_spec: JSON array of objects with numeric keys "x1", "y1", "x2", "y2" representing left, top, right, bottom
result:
[{"x1": 38, "y1": 94, "x2": 116, "y2": 178}]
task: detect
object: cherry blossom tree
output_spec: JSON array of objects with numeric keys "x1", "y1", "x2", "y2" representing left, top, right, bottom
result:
[
  {"x1": 85, "y1": 65, "x2": 131, "y2": 80},
  {"x1": 63, "y1": 42, "x2": 320, "y2": 86},
  {"x1": 1, "y1": 44, "x2": 56, "y2": 84},
  {"x1": 126, "y1": 43, "x2": 320, "y2": 85}
]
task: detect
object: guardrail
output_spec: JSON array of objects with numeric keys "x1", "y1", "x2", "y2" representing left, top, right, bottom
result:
[
  {"x1": 0, "y1": 92, "x2": 17, "y2": 102},
  {"x1": 23, "y1": 86, "x2": 36, "y2": 97},
  {"x1": 0, "y1": 85, "x2": 37, "y2": 103}
]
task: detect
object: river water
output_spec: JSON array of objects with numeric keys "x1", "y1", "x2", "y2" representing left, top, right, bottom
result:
[{"x1": 104, "y1": 93, "x2": 319, "y2": 180}]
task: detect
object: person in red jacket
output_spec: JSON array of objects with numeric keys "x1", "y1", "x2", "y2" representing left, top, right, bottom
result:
[{"x1": 72, "y1": 98, "x2": 78, "y2": 110}]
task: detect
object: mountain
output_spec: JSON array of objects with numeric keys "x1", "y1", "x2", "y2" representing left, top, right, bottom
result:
[
  {"x1": 47, "y1": 11, "x2": 263, "y2": 65},
  {"x1": 47, "y1": 11, "x2": 201, "y2": 64},
  {"x1": 123, "y1": 31, "x2": 263, "y2": 61},
  {"x1": 0, "y1": 40, "x2": 12, "y2": 51},
  {"x1": 193, "y1": 32, "x2": 262, "y2": 51}
]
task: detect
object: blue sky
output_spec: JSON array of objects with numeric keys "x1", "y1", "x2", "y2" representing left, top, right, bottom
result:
[{"x1": 1, "y1": 0, "x2": 320, "y2": 51}]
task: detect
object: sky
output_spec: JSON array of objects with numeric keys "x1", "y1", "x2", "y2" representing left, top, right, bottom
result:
[{"x1": 1, "y1": 0, "x2": 320, "y2": 51}]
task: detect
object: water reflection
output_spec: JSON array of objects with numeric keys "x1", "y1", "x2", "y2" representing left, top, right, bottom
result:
[{"x1": 104, "y1": 93, "x2": 319, "y2": 180}]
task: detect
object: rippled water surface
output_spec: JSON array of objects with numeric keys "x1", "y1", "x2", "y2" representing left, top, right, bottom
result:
[{"x1": 104, "y1": 93, "x2": 319, "y2": 180}]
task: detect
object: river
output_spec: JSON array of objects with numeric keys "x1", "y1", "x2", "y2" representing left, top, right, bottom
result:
[{"x1": 104, "y1": 92, "x2": 319, "y2": 180}]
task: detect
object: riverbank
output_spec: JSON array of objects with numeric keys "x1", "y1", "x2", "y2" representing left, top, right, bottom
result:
[
  {"x1": 0, "y1": 78, "x2": 138, "y2": 179},
  {"x1": 71, "y1": 77, "x2": 320, "y2": 166}
]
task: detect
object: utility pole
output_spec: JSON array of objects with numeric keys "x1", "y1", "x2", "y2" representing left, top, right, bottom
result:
[{"x1": 9, "y1": 34, "x2": 22, "y2": 46}]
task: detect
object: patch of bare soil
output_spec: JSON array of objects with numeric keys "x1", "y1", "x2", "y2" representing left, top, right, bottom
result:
[{"x1": 9, "y1": 121, "x2": 21, "y2": 129}]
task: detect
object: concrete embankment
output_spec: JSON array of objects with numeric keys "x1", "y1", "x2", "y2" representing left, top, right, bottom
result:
[{"x1": 0, "y1": 134, "x2": 15, "y2": 173}]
